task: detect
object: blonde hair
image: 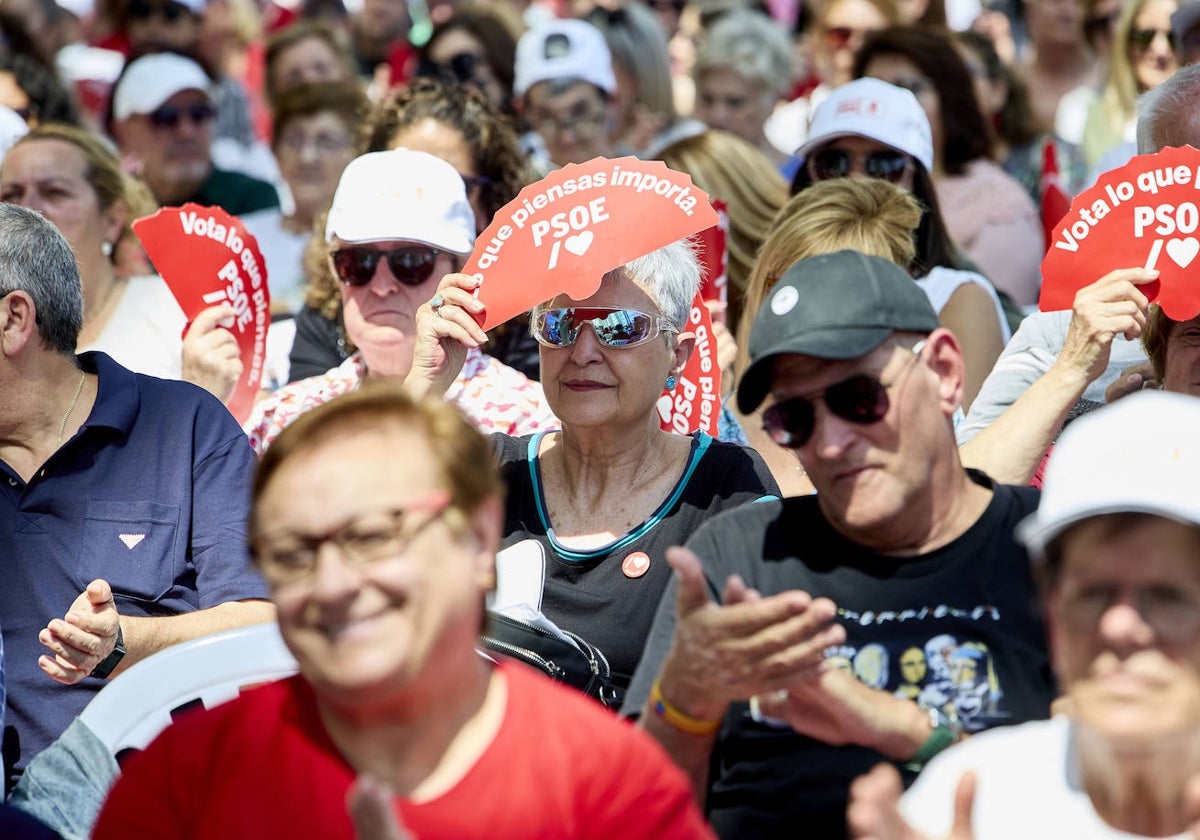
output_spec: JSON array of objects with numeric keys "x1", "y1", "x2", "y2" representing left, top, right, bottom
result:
[
  {"x1": 656, "y1": 129, "x2": 787, "y2": 331},
  {"x1": 735, "y1": 177, "x2": 920, "y2": 376},
  {"x1": 1088, "y1": 0, "x2": 1179, "y2": 165}
]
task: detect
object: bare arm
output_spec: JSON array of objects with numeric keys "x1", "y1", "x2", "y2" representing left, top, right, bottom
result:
[
  {"x1": 959, "y1": 268, "x2": 1154, "y2": 484},
  {"x1": 38, "y1": 579, "x2": 275, "y2": 683},
  {"x1": 937, "y1": 283, "x2": 1005, "y2": 413}
]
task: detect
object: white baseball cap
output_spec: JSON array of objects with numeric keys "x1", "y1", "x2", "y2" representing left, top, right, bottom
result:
[
  {"x1": 796, "y1": 77, "x2": 934, "y2": 174},
  {"x1": 112, "y1": 53, "x2": 212, "y2": 121},
  {"x1": 514, "y1": 19, "x2": 617, "y2": 98},
  {"x1": 325, "y1": 149, "x2": 476, "y2": 255},
  {"x1": 1017, "y1": 391, "x2": 1200, "y2": 560}
]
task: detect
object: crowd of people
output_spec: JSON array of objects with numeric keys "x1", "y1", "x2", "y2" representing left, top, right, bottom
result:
[{"x1": 3, "y1": 0, "x2": 1200, "y2": 837}]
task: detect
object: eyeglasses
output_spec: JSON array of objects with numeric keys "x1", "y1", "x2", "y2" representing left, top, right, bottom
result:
[
  {"x1": 1129, "y1": 27, "x2": 1176, "y2": 52},
  {"x1": 126, "y1": 0, "x2": 191, "y2": 20},
  {"x1": 252, "y1": 493, "x2": 452, "y2": 587},
  {"x1": 278, "y1": 130, "x2": 354, "y2": 156},
  {"x1": 807, "y1": 147, "x2": 912, "y2": 184},
  {"x1": 148, "y1": 102, "x2": 217, "y2": 131},
  {"x1": 531, "y1": 307, "x2": 679, "y2": 349},
  {"x1": 331, "y1": 245, "x2": 445, "y2": 287},
  {"x1": 761, "y1": 342, "x2": 925, "y2": 449},
  {"x1": 527, "y1": 103, "x2": 607, "y2": 138},
  {"x1": 1058, "y1": 582, "x2": 1200, "y2": 644}
]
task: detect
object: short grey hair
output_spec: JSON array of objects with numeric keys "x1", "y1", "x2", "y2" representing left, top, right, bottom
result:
[
  {"x1": 619, "y1": 237, "x2": 700, "y2": 328},
  {"x1": 693, "y1": 10, "x2": 792, "y2": 101},
  {"x1": 0, "y1": 203, "x2": 84, "y2": 355},
  {"x1": 533, "y1": 237, "x2": 700, "y2": 329},
  {"x1": 593, "y1": 2, "x2": 678, "y2": 124},
  {"x1": 1137, "y1": 63, "x2": 1200, "y2": 153}
]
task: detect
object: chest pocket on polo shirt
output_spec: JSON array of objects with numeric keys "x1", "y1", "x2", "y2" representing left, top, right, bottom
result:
[{"x1": 76, "y1": 501, "x2": 181, "y2": 602}]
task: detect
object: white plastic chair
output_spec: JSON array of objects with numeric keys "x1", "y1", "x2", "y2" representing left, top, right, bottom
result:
[{"x1": 78, "y1": 622, "x2": 297, "y2": 755}]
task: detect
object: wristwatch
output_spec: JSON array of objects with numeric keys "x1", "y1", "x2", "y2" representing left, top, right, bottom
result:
[{"x1": 90, "y1": 623, "x2": 126, "y2": 680}]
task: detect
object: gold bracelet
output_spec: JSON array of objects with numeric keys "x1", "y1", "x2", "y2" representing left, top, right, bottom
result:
[{"x1": 650, "y1": 678, "x2": 722, "y2": 736}]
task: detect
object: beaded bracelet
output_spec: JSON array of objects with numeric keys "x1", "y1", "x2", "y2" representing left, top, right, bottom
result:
[{"x1": 650, "y1": 678, "x2": 722, "y2": 737}]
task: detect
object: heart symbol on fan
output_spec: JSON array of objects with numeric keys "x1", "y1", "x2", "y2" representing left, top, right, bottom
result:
[
  {"x1": 564, "y1": 230, "x2": 594, "y2": 256},
  {"x1": 1166, "y1": 237, "x2": 1200, "y2": 268}
]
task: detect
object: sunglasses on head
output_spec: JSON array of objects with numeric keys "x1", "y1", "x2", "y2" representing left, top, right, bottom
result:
[
  {"x1": 531, "y1": 307, "x2": 678, "y2": 349},
  {"x1": 127, "y1": 0, "x2": 190, "y2": 20},
  {"x1": 149, "y1": 101, "x2": 216, "y2": 130},
  {"x1": 761, "y1": 341, "x2": 925, "y2": 449},
  {"x1": 331, "y1": 245, "x2": 445, "y2": 287},
  {"x1": 1128, "y1": 27, "x2": 1176, "y2": 51},
  {"x1": 808, "y1": 147, "x2": 911, "y2": 184}
]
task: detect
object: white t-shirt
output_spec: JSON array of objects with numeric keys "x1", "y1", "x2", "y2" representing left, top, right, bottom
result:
[
  {"x1": 79, "y1": 275, "x2": 186, "y2": 379},
  {"x1": 902, "y1": 717, "x2": 1191, "y2": 839}
]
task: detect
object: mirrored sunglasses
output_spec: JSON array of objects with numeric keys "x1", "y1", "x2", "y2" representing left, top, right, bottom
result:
[
  {"x1": 808, "y1": 147, "x2": 911, "y2": 183},
  {"x1": 531, "y1": 307, "x2": 678, "y2": 349},
  {"x1": 331, "y1": 245, "x2": 443, "y2": 287}
]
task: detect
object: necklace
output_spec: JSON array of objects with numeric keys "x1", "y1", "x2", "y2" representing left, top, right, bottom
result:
[{"x1": 56, "y1": 370, "x2": 86, "y2": 448}]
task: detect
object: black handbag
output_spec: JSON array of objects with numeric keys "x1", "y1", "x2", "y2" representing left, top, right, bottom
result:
[{"x1": 481, "y1": 612, "x2": 620, "y2": 709}]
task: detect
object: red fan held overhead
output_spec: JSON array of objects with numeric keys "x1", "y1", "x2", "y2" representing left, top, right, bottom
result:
[
  {"x1": 1040, "y1": 145, "x2": 1200, "y2": 320},
  {"x1": 464, "y1": 156, "x2": 719, "y2": 331},
  {"x1": 132, "y1": 204, "x2": 270, "y2": 424}
]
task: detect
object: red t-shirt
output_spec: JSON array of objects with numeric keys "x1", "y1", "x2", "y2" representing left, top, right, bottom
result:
[{"x1": 93, "y1": 662, "x2": 714, "y2": 839}]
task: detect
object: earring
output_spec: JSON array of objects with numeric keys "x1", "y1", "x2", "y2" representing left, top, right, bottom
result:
[
  {"x1": 665, "y1": 375, "x2": 677, "y2": 390},
  {"x1": 101, "y1": 241, "x2": 113, "y2": 257}
]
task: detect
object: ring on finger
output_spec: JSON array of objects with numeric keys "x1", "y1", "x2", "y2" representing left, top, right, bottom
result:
[{"x1": 430, "y1": 294, "x2": 445, "y2": 316}]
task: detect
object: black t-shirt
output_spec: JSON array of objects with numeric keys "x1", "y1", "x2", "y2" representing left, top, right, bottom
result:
[
  {"x1": 625, "y1": 471, "x2": 1056, "y2": 839},
  {"x1": 494, "y1": 431, "x2": 778, "y2": 697}
]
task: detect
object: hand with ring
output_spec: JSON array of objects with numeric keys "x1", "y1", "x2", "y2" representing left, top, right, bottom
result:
[{"x1": 405, "y1": 273, "x2": 490, "y2": 399}]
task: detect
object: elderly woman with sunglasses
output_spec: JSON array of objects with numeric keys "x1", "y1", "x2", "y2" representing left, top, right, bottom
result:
[
  {"x1": 244, "y1": 148, "x2": 557, "y2": 455},
  {"x1": 406, "y1": 242, "x2": 778, "y2": 702},
  {"x1": 793, "y1": 77, "x2": 1010, "y2": 411}
]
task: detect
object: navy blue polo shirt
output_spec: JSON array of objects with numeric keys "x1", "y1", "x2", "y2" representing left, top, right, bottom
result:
[{"x1": 0, "y1": 352, "x2": 268, "y2": 770}]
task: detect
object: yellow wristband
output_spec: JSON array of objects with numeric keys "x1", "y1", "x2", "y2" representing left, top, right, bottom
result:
[{"x1": 650, "y1": 678, "x2": 721, "y2": 737}]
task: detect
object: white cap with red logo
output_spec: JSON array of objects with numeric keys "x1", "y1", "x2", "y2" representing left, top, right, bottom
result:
[{"x1": 795, "y1": 77, "x2": 934, "y2": 173}]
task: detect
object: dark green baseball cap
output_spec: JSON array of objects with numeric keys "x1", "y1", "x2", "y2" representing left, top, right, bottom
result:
[{"x1": 736, "y1": 250, "x2": 940, "y2": 414}]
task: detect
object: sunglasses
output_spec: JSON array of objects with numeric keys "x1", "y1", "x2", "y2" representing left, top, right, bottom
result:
[
  {"x1": 808, "y1": 147, "x2": 911, "y2": 183},
  {"x1": 1128, "y1": 27, "x2": 1176, "y2": 51},
  {"x1": 419, "y1": 52, "x2": 483, "y2": 86},
  {"x1": 149, "y1": 102, "x2": 217, "y2": 131},
  {"x1": 127, "y1": 0, "x2": 190, "y2": 20},
  {"x1": 331, "y1": 245, "x2": 445, "y2": 287},
  {"x1": 531, "y1": 307, "x2": 678, "y2": 349},
  {"x1": 761, "y1": 342, "x2": 924, "y2": 449}
]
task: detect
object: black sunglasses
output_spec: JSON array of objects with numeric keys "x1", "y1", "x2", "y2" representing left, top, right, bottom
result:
[
  {"x1": 761, "y1": 343, "x2": 924, "y2": 449},
  {"x1": 149, "y1": 102, "x2": 216, "y2": 130},
  {"x1": 1128, "y1": 27, "x2": 1176, "y2": 52},
  {"x1": 418, "y1": 52, "x2": 482, "y2": 86},
  {"x1": 331, "y1": 245, "x2": 444, "y2": 287},
  {"x1": 808, "y1": 147, "x2": 911, "y2": 183},
  {"x1": 127, "y1": 0, "x2": 190, "y2": 20}
]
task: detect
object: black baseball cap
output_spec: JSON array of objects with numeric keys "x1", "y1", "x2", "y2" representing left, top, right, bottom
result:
[{"x1": 736, "y1": 250, "x2": 940, "y2": 414}]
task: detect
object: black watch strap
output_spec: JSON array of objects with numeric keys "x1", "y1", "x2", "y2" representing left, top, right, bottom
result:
[{"x1": 90, "y1": 623, "x2": 126, "y2": 680}]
